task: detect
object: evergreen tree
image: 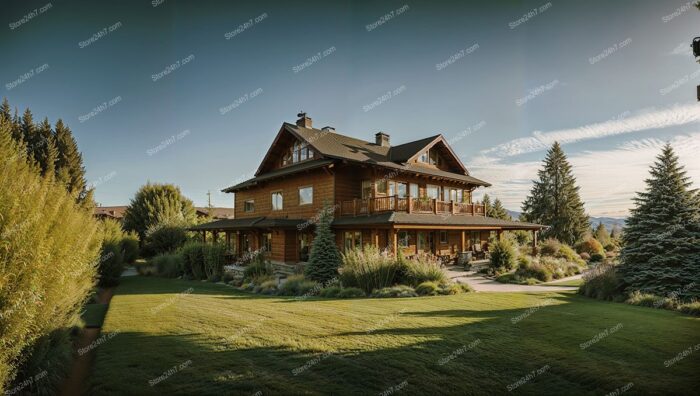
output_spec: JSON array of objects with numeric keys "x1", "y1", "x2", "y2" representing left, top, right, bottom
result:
[
  {"x1": 610, "y1": 223, "x2": 623, "y2": 241},
  {"x1": 34, "y1": 117, "x2": 55, "y2": 176},
  {"x1": 19, "y1": 108, "x2": 38, "y2": 159},
  {"x1": 305, "y1": 205, "x2": 342, "y2": 283},
  {"x1": 594, "y1": 222, "x2": 611, "y2": 247},
  {"x1": 0, "y1": 98, "x2": 10, "y2": 122},
  {"x1": 123, "y1": 182, "x2": 198, "y2": 241},
  {"x1": 618, "y1": 144, "x2": 700, "y2": 301},
  {"x1": 521, "y1": 142, "x2": 589, "y2": 245},
  {"x1": 54, "y1": 119, "x2": 88, "y2": 202},
  {"x1": 482, "y1": 194, "x2": 492, "y2": 216},
  {"x1": 491, "y1": 198, "x2": 512, "y2": 220}
]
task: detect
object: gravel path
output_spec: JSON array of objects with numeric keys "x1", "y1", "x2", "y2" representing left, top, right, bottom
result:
[{"x1": 445, "y1": 267, "x2": 580, "y2": 292}]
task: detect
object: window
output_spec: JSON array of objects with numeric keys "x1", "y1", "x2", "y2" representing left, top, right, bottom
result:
[
  {"x1": 262, "y1": 232, "x2": 272, "y2": 254},
  {"x1": 456, "y1": 189, "x2": 463, "y2": 203},
  {"x1": 429, "y1": 149, "x2": 440, "y2": 165},
  {"x1": 361, "y1": 180, "x2": 372, "y2": 199},
  {"x1": 426, "y1": 184, "x2": 439, "y2": 199},
  {"x1": 419, "y1": 151, "x2": 429, "y2": 163},
  {"x1": 244, "y1": 200, "x2": 255, "y2": 212},
  {"x1": 397, "y1": 182, "x2": 407, "y2": 198},
  {"x1": 282, "y1": 140, "x2": 314, "y2": 166},
  {"x1": 398, "y1": 231, "x2": 410, "y2": 248},
  {"x1": 409, "y1": 183, "x2": 419, "y2": 198},
  {"x1": 464, "y1": 189, "x2": 471, "y2": 203},
  {"x1": 376, "y1": 179, "x2": 388, "y2": 195},
  {"x1": 417, "y1": 232, "x2": 427, "y2": 252},
  {"x1": 440, "y1": 231, "x2": 448, "y2": 244},
  {"x1": 443, "y1": 188, "x2": 451, "y2": 202},
  {"x1": 344, "y1": 231, "x2": 362, "y2": 251},
  {"x1": 299, "y1": 186, "x2": 313, "y2": 205},
  {"x1": 271, "y1": 192, "x2": 283, "y2": 210},
  {"x1": 388, "y1": 181, "x2": 395, "y2": 196}
]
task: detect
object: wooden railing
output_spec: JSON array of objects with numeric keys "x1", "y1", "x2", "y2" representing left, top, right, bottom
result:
[{"x1": 337, "y1": 195, "x2": 487, "y2": 217}]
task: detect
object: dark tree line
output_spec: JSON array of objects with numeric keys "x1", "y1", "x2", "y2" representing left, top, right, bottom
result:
[{"x1": 0, "y1": 98, "x2": 92, "y2": 205}]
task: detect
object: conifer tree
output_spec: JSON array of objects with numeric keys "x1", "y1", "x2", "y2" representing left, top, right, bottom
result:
[
  {"x1": 305, "y1": 205, "x2": 342, "y2": 283},
  {"x1": 521, "y1": 142, "x2": 589, "y2": 245},
  {"x1": 54, "y1": 119, "x2": 88, "y2": 201},
  {"x1": 19, "y1": 108, "x2": 37, "y2": 158},
  {"x1": 482, "y1": 194, "x2": 492, "y2": 216},
  {"x1": 34, "y1": 117, "x2": 55, "y2": 176},
  {"x1": 618, "y1": 144, "x2": 700, "y2": 301},
  {"x1": 610, "y1": 224, "x2": 623, "y2": 241},
  {"x1": 491, "y1": 198, "x2": 512, "y2": 220},
  {"x1": 594, "y1": 222, "x2": 611, "y2": 247}
]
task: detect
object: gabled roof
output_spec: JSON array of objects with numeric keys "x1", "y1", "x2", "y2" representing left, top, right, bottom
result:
[{"x1": 223, "y1": 121, "x2": 491, "y2": 193}]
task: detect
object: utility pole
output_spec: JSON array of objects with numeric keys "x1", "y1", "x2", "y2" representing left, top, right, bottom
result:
[{"x1": 207, "y1": 190, "x2": 212, "y2": 208}]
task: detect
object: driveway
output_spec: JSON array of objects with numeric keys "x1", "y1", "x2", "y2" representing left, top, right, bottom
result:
[{"x1": 445, "y1": 267, "x2": 580, "y2": 292}]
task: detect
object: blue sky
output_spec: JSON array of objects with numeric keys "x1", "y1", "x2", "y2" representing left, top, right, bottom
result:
[{"x1": 2, "y1": 0, "x2": 699, "y2": 217}]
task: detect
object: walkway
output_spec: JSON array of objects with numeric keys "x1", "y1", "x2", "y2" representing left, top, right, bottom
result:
[{"x1": 445, "y1": 266, "x2": 580, "y2": 292}]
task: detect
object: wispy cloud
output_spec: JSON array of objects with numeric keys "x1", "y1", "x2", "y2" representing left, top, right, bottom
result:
[
  {"x1": 470, "y1": 133, "x2": 700, "y2": 217},
  {"x1": 669, "y1": 41, "x2": 693, "y2": 57},
  {"x1": 481, "y1": 104, "x2": 700, "y2": 159}
]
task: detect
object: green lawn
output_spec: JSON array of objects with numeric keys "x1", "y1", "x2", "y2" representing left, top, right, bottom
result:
[
  {"x1": 543, "y1": 278, "x2": 584, "y2": 287},
  {"x1": 90, "y1": 276, "x2": 700, "y2": 395}
]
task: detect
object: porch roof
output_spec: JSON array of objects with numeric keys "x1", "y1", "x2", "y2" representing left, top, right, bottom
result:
[
  {"x1": 332, "y1": 212, "x2": 545, "y2": 230},
  {"x1": 188, "y1": 217, "x2": 264, "y2": 231}
]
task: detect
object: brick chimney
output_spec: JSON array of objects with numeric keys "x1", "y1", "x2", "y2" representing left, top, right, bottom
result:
[
  {"x1": 375, "y1": 132, "x2": 390, "y2": 147},
  {"x1": 296, "y1": 112, "x2": 312, "y2": 128}
]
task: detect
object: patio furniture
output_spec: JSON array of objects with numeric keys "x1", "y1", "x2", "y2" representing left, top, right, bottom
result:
[{"x1": 472, "y1": 244, "x2": 485, "y2": 260}]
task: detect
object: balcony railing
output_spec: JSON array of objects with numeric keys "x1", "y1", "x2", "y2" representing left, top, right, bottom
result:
[{"x1": 337, "y1": 195, "x2": 487, "y2": 217}]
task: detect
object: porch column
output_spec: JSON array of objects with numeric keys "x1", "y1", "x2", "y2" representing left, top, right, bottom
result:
[
  {"x1": 460, "y1": 230, "x2": 465, "y2": 253},
  {"x1": 213, "y1": 231, "x2": 219, "y2": 243},
  {"x1": 392, "y1": 229, "x2": 398, "y2": 255},
  {"x1": 373, "y1": 229, "x2": 379, "y2": 248},
  {"x1": 497, "y1": 230, "x2": 503, "y2": 241},
  {"x1": 225, "y1": 231, "x2": 231, "y2": 249},
  {"x1": 532, "y1": 230, "x2": 538, "y2": 254}
]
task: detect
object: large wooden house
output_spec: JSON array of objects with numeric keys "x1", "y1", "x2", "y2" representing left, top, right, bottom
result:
[{"x1": 191, "y1": 113, "x2": 544, "y2": 264}]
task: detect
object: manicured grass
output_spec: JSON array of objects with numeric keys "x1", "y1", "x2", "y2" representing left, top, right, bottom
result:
[{"x1": 91, "y1": 276, "x2": 700, "y2": 395}]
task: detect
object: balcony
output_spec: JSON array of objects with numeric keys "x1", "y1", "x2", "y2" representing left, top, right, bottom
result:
[{"x1": 337, "y1": 195, "x2": 486, "y2": 217}]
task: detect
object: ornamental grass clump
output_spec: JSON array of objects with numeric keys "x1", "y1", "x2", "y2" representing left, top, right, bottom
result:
[{"x1": 340, "y1": 246, "x2": 399, "y2": 294}]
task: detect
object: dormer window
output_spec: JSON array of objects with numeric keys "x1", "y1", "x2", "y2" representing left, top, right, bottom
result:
[
  {"x1": 282, "y1": 140, "x2": 314, "y2": 166},
  {"x1": 418, "y1": 148, "x2": 441, "y2": 165}
]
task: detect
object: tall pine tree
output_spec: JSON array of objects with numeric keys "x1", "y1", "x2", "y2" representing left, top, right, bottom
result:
[
  {"x1": 521, "y1": 142, "x2": 589, "y2": 245},
  {"x1": 491, "y1": 198, "x2": 512, "y2": 220},
  {"x1": 482, "y1": 194, "x2": 492, "y2": 215},
  {"x1": 618, "y1": 144, "x2": 700, "y2": 301},
  {"x1": 594, "y1": 222, "x2": 611, "y2": 247},
  {"x1": 305, "y1": 205, "x2": 342, "y2": 283}
]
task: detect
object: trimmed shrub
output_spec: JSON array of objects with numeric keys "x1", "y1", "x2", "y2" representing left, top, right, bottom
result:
[
  {"x1": 278, "y1": 275, "x2": 319, "y2": 296},
  {"x1": 98, "y1": 241, "x2": 125, "y2": 287},
  {"x1": 0, "y1": 128, "x2": 101, "y2": 393},
  {"x1": 319, "y1": 286, "x2": 342, "y2": 298},
  {"x1": 204, "y1": 243, "x2": 227, "y2": 280},
  {"x1": 489, "y1": 238, "x2": 517, "y2": 272},
  {"x1": 340, "y1": 246, "x2": 398, "y2": 294},
  {"x1": 555, "y1": 244, "x2": 585, "y2": 265},
  {"x1": 371, "y1": 285, "x2": 418, "y2": 298},
  {"x1": 120, "y1": 234, "x2": 140, "y2": 264},
  {"x1": 575, "y1": 237, "x2": 605, "y2": 256},
  {"x1": 255, "y1": 279, "x2": 279, "y2": 295},
  {"x1": 181, "y1": 241, "x2": 206, "y2": 279},
  {"x1": 152, "y1": 253, "x2": 184, "y2": 278},
  {"x1": 415, "y1": 281, "x2": 440, "y2": 296},
  {"x1": 578, "y1": 263, "x2": 623, "y2": 301},
  {"x1": 337, "y1": 287, "x2": 366, "y2": 299},
  {"x1": 144, "y1": 225, "x2": 188, "y2": 256}
]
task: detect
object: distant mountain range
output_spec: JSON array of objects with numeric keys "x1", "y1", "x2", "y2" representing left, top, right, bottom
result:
[{"x1": 506, "y1": 210, "x2": 626, "y2": 231}]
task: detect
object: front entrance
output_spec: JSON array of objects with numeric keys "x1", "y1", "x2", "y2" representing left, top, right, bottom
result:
[{"x1": 417, "y1": 231, "x2": 435, "y2": 254}]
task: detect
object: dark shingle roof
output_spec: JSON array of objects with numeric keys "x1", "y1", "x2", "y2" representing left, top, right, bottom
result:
[
  {"x1": 333, "y1": 213, "x2": 544, "y2": 229},
  {"x1": 223, "y1": 159, "x2": 335, "y2": 192},
  {"x1": 188, "y1": 217, "x2": 264, "y2": 231},
  {"x1": 388, "y1": 135, "x2": 441, "y2": 162}
]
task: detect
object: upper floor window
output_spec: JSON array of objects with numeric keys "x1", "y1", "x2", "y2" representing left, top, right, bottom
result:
[
  {"x1": 271, "y1": 191, "x2": 283, "y2": 210},
  {"x1": 282, "y1": 140, "x2": 314, "y2": 166},
  {"x1": 361, "y1": 180, "x2": 372, "y2": 199},
  {"x1": 244, "y1": 199, "x2": 255, "y2": 212},
  {"x1": 418, "y1": 148, "x2": 441, "y2": 165},
  {"x1": 299, "y1": 186, "x2": 313, "y2": 205},
  {"x1": 376, "y1": 179, "x2": 388, "y2": 195}
]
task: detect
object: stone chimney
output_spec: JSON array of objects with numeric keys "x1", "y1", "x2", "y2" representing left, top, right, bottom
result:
[
  {"x1": 375, "y1": 132, "x2": 390, "y2": 147},
  {"x1": 296, "y1": 112, "x2": 312, "y2": 128}
]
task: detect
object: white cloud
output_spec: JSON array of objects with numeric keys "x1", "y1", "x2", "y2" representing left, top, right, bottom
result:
[
  {"x1": 481, "y1": 104, "x2": 700, "y2": 159},
  {"x1": 470, "y1": 133, "x2": 700, "y2": 217},
  {"x1": 669, "y1": 41, "x2": 693, "y2": 57}
]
